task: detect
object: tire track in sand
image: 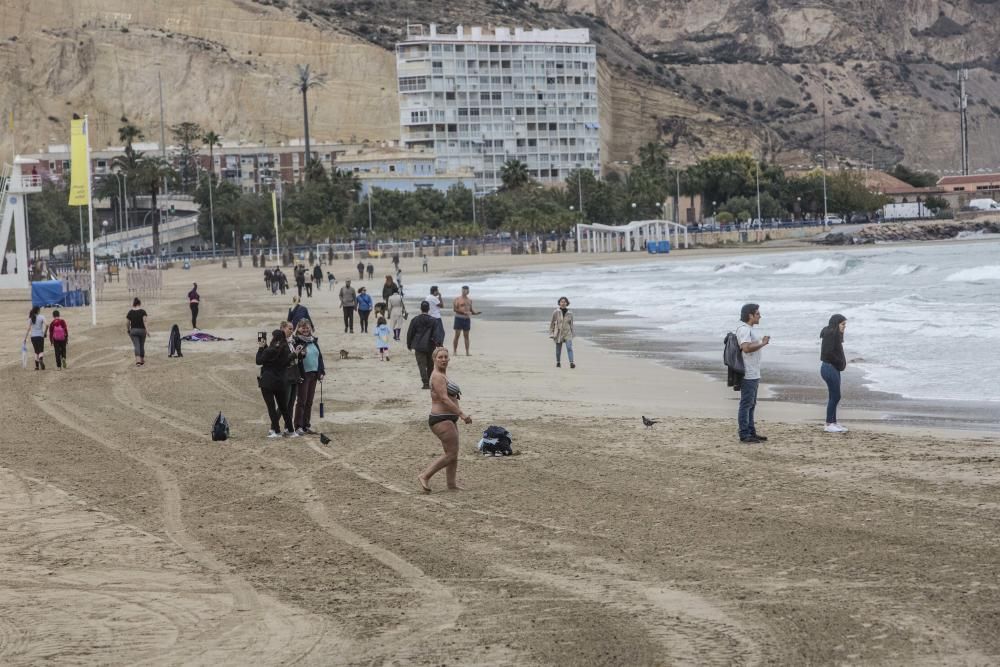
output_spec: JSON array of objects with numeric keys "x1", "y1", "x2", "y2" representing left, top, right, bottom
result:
[
  {"x1": 112, "y1": 370, "x2": 465, "y2": 665},
  {"x1": 31, "y1": 383, "x2": 342, "y2": 665},
  {"x1": 500, "y1": 561, "x2": 764, "y2": 666}
]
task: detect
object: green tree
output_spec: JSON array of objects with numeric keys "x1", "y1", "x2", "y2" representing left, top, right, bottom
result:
[
  {"x1": 293, "y1": 64, "x2": 326, "y2": 181},
  {"x1": 170, "y1": 121, "x2": 202, "y2": 193},
  {"x1": 118, "y1": 118, "x2": 143, "y2": 161},
  {"x1": 924, "y1": 195, "x2": 950, "y2": 212},
  {"x1": 133, "y1": 156, "x2": 178, "y2": 258},
  {"x1": 26, "y1": 184, "x2": 75, "y2": 255},
  {"x1": 890, "y1": 164, "x2": 939, "y2": 188},
  {"x1": 500, "y1": 159, "x2": 530, "y2": 191},
  {"x1": 201, "y1": 130, "x2": 222, "y2": 179}
]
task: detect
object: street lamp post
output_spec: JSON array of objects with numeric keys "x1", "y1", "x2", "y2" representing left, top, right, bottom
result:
[
  {"x1": 755, "y1": 159, "x2": 763, "y2": 227},
  {"x1": 367, "y1": 189, "x2": 373, "y2": 236},
  {"x1": 818, "y1": 154, "x2": 829, "y2": 230}
]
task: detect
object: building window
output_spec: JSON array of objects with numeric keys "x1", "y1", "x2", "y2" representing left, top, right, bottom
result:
[{"x1": 410, "y1": 110, "x2": 429, "y2": 123}]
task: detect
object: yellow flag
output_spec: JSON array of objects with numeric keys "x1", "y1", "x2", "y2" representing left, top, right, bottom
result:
[{"x1": 68, "y1": 118, "x2": 91, "y2": 206}]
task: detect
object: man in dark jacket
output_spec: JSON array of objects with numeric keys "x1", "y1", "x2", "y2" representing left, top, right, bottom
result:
[
  {"x1": 356, "y1": 261, "x2": 365, "y2": 280},
  {"x1": 406, "y1": 300, "x2": 443, "y2": 389}
]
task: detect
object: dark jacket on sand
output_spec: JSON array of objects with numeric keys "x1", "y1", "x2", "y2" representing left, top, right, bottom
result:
[
  {"x1": 256, "y1": 344, "x2": 292, "y2": 390},
  {"x1": 406, "y1": 313, "x2": 442, "y2": 352},
  {"x1": 819, "y1": 314, "x2": 847, "y2": 372}
]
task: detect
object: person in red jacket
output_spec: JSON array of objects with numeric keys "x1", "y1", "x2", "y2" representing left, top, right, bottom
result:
[{"x1": 48, "y1": 309, "x2": 69, "y2": 369}]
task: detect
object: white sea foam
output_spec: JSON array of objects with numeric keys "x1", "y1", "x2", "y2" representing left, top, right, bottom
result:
[
  {"x1": 715, "y1": 262, "x2": 764, "y2": 273},
  {"x1": 775, "y1": 258, "x2": 845, "y2": 275},
  {"x1": 944, "y1": 265, "x2": 1000, "y2": 283},
  {"x1": 891, "y1": 264, "x2": 921, "y2": 276}
]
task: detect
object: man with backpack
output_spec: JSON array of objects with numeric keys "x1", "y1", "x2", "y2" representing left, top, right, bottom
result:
[
  {"x1": 735, "y1": 303, "x2": 770, "y2": 444},
  {"x1": 406, "y1": 300, "x2": 444, "y2": 389},
  {"x1": 48, "y1": 310, "x2": 69, "y2": 369}
]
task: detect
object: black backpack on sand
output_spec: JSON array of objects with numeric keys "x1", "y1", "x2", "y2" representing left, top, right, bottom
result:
[{"x1": 212, "y1": 412, "x2": 230, "y2": 441}]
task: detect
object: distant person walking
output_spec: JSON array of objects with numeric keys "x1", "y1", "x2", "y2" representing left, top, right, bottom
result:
[
  {"x1": 313, "y1": 264, "x2": 323, "y2": 291},
  {"x1": 327, "y1": 272, "x2": 336, "y2": 289},
  {"x1": 257, "y1": 329, "x2": 294, "y2": 438},
  {"x1": 452, "y1": 285, "x2": 481, "y2": 356},
  {"x1": 292, "y1": 319, "x2": 325, "y2": 435},
  {"x1": 407, "y1": 300, "x2": 443, "y2": 389},
  {"x1": 548, "y1": 297, "x2": 575, "y2": 368},
  {"x1": 356, "y1": 261, "x2": 365, "y2": 280},
  {"x1": 422, "y1": 256, "x2": 428, "y2": 273},
  {"x1": 295, "y1": 265, "x2": 306, "y2": 298},
  {"x1": 425, "y1": 285, "x2": 445, "y2": 347},
  {"x1": 287, "y1": 296, "x2": 312, "y2": 329},
  {"x1": 736, "y1": 303, "x2": 770, "y2": 444},
  {"x1": 820, "y1": 314, "x2": 849, "y2": 433},
  {"x1": 264, "y1": 268, "x2": 273, "y2": 292},
  {"x1": 304, "y1": 267, "x2": 313, "y2": 297},
  {"x1": 366, "y1": 262, "x2": 375, "y2": 280},
  {"x1": 387, "y1": 290, "x2": 405, "y2": 341},
  {"x1": 48, "y1": 309, "x2": 69, "y2": 369},
  {"x1": 418, "y1": 347, "x2": 472, "y2": 493},
  {"x1": 126, "y1": 298, "x2": 149, "y2": 367},
  {"x1": 357, "y1": 286, "x2": 374, "y2": 333},
  {"x1": 24, "y1": 306, "x2": 47, "y2": 370},
  {"x1": 339, "y1": 280, "x2": 357, "y2": 333},
  {"x1": 188, "y1": 282, "x2": 200, "y2": 329}
]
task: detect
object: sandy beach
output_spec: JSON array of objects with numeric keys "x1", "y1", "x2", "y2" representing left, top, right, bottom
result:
[{"x1": 1, "y1": 249, "x2": 998, "y2": 665}]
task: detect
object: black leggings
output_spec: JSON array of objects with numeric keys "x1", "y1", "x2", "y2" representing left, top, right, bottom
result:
[
  {"x1": 53, "y1": 341, "x2": 67, "y2": 368},
  {"x1": 358, "y1": 310, "x2": 371, "y2": 333},
  {"x1": 261, "y1": 386, "x2": 292, "y2": 432},
  {"x1": 285, "y1": 382, "x2": 298, "y2": 430},
  {"x1": 342, "y1": 306, "x2": 355, "y2": 331},
  {"x1": 190, "y1": 303, "x2": 199, "y2": 328}
]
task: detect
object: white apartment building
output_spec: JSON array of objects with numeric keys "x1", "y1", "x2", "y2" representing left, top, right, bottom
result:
[{"x1": 396, "y1": 23, "x2": 600, "y2": 191}]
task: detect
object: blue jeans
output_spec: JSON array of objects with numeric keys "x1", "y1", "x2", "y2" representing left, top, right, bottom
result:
[
  {"x1": 821, "y1": 362, "x2": 841, "y2": 424},
  {"x1": 738, "y1": 378, "x2": 759, "y2": 439},
  {"x1": 556, "y1": 339, "x2": 574, "y2": 364}
]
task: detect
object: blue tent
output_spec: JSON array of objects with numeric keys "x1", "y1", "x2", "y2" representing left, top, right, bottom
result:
[{"x1": 31, "y1": 280, "x2": 64, "y2": 307}]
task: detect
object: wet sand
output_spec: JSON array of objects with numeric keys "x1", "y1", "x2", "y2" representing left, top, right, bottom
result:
[{"x1": 0, "y1": 252, "x2": 998, "y2": 665}]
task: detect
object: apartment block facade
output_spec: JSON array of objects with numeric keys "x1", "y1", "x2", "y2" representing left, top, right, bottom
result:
[{"x1": 396, "y1": 24, "x2": 600, "y2": 191}]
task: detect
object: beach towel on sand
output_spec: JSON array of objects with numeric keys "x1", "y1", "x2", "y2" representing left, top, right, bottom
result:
[{"x1": 181, "y1": 332, "x2": 234, "y2": 342}]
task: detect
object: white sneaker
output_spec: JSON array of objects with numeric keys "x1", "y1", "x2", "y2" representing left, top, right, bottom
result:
[
  {"x1": 295, "y1": 428, "x2": 306, "y2": 436},
  {"x1": 267, "y1": 430, "x2": 282, "y2": 439},
  {"x1": 285, "y1": 430, "x2": 300, "y2": 438},
  {"x1": 824, "y1": 424, "x2": 842, "y2": 433},
  {"x1": 834, "y1": 423, "x2": 849, "y2": 432}
]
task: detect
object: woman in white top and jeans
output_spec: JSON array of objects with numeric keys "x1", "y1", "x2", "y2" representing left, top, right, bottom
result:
[{"x1": 24, "y1": 306, "x2": 47, "y2": 370}]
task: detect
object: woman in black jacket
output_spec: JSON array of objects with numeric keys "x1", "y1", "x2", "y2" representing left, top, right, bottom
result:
[
  {"x1": 820, "y1": 314, "x2": 848, "y2": 433},
  {"x1": 257, "y1": 329, "x2": 295, "y2": 438}
]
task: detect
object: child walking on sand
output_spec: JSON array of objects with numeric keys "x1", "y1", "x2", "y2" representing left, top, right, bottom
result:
[
  {"x1": 374, "y1": 316, "x2": 391, "y2": 361},
  {"x1": 49, "y1": 310, "x2": 69, "y2": 369}
]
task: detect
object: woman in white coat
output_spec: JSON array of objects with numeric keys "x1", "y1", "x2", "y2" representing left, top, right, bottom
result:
[
  {"x1": 548, "y1": 296, "x2": 576, "y2": 369},
  {"x1": 387, "y1": 291, "x2": 406, "y2": 341}
]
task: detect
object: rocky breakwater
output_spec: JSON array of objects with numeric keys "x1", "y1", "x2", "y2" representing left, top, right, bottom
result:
[{"x1": 821, "y1": 219, "x2": 1000, "y2": 245}]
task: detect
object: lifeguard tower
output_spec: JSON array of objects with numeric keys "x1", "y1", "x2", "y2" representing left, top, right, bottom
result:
[{"x1": 0, "y1": 156, "x2": 43, "y2": 289}]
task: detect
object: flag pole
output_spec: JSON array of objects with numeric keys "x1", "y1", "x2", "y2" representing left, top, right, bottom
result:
[
  {"x1": 85, "y1": 116, "x2": 97, "y2": 326},
  {"x1": 272, "y1": 191, "x2": 280, "y2": 262}
]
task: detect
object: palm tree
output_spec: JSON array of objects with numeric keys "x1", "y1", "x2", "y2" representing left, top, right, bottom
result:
[
  {"x1": 201, "y1": 130, "x2": 222, "y2": 175},
  {"x1": 293, "y1": 64, "x2": 326, "y2": 180},
  {"x1": 500, "y1": 159, "x2": 530, "y2": 191},
  {"x1": 118, "y1": 118, "x2": 144, "y2": 161},
  {"x1": 201, "y1": 131, "x2": 222, "y2": 256},
  {"x1": 134, "y1": 156, "x2": 177, "y2": 259},
  {"x1": 637, "y1": 142, "x2": 669, "y2": 172}
]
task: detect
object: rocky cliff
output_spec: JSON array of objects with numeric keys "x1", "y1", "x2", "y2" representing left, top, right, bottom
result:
[{"x1": 2, "y1": 0, "x2": 999, "y2": 173}]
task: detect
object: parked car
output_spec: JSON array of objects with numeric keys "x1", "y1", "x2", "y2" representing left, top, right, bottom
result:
[{"x1": 824, "y1": 215, "x2": 845, "y2": 225}]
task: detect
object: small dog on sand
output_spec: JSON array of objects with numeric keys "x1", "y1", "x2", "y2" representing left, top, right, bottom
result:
[{"x1": 339, "y1": 349, "x2": 350, "y2": 359}]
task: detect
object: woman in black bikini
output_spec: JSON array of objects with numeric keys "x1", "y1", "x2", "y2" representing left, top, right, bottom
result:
[{"x1": 419, "y1": 347, "x2": 471, "y2": 493}]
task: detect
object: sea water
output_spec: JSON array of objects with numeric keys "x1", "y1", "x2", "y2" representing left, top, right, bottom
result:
[{"x1": 443, "y1": 239, "x2": 1000, "y2": 405}]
